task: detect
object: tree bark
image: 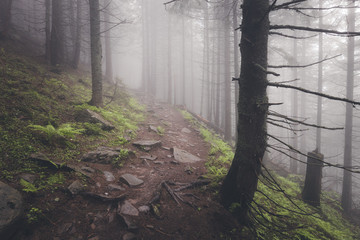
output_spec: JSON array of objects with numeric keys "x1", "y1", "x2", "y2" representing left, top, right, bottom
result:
[
  {"x1": 220, "y1": 0, "x2": 269, "y2": 225},
  {"x1": 341, "y1": 0, "x2": 355, "y2": 213},
  {"x1": 104, "y1": 0, "x2": 113, "y2": 83},
  {"x1": 167, "y1": 11, "x2": 173, "y2": 104},
  {"x1": 302, "y1": 151, "x2": 324, "y2": 207},
  {"x1": 223, "y1": 0, "x2": 232, "y2": 141},
  {"x1": 0, "y1": 0, "x2": 13, "y2": 38},
  {"x1": 50, "y1": 0, "x2": 64, "y2": 66},
  {"x1": 72, "y1": 0, "x2": 82, "y2": 69},
  {"x1": 45, "y1": 0, "x2": 51, "y2": 62},
  {"x1": 89, "y1": 0, "x2": 103, "y2": 107},
  {"x1": 233, "y1": 2, "x2": 240, "y2": 141}
]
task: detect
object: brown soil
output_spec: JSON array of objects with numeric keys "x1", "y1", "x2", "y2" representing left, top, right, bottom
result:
[{"x1": 18, "y1": 96, "x2": 242, "y2": 240}]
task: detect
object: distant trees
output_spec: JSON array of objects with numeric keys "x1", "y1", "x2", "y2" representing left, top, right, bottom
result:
[{"x1": 50, "y1": 0, "x2": 65, "y2": 66}]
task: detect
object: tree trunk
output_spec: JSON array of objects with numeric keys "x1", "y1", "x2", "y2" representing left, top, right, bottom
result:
[
  {"x1": 50, "y1": 0, "x2": 64, "y2": 66},
  {"x1": 223, "y1": 0, "x2": 232, "y2": 141},
  {"x1": 72, "y1": 0, "x2": 82, "y2": 69},
  {"x1": 0, "y1": 0, "x2": 13, "y2": 38},
  {"x1": 89, "y1": 0, "x2": 103, "y2": 107},
  {"x1": 45, "y1": 0, "x2": 51, "y2": 62},
  {"x1": 341, "y1": 0, "x2": 355, "y2": 213},
  {"x1": 220, "y1": 0, "x2": 269, "y2": 225},
  {"x1": 316, "y1": 1, "x2": 323, "y2": 151},
  {"x1": 233, "y1": 2, "x2": 240, "y2": 140},
  {"x1": 302, "y1": 150, "x2": 324, "y2": 207},
  {"x1": 104, "y1": 0, "x2": 113, "y2": 83},
  {"x1": 167, "y1": 12, "x2": 173, "y2": 104}
]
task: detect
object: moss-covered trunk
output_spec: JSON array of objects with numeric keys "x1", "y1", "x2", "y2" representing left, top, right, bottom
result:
[{"x1": 220, "y1": 0, "x2": 269, "y2": 225}]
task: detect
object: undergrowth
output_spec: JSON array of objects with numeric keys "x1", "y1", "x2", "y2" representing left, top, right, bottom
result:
[{"x1": 180, "y1": 109, "x2": 359, "y2": 240}]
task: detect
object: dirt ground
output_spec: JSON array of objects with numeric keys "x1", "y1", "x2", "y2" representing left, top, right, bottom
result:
[{"x1": 19, "y1": 97, "x2": 242, "y2": 240}]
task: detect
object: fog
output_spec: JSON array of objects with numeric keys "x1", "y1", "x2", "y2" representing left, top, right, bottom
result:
[{"x1": 2, "y1": 0, "x2": 360, "y2": 207}]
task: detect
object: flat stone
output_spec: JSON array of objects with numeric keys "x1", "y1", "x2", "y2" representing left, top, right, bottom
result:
[
  {"x1": 119, "y1": 200, "x2": 139, "y2": 216},
  {"x1": 118, "y1": 214, "x2": 138, "y2": 232},
  {"x1": 153, "y1": 161, "x2": 164, "y2": 165},
  {"x1": 81, "y1": 147, "x2": 121, "y2": 164},
  {"x1": 103, "y1": 171, "x2": 115, "y2": 182},
  {"x1": 139, "y1": 155, "x2": 157, "y2": 161},
  {"x1": 120, "y1": 174, "x2": 143, "y2": 187},
  {"x1": 148, "y1": 125, "x2": 159, "y2": 134},
  {"x1": 172, "y1": 147, "x2": 202, "y2": 163},
  {"x1": 68, "y1": 180, "x2": 85, "y2": 195},
  {"x1": 181, "y1": 127, "x2": 192, "y2": 134},
  {"x1": 138, "y1": 205, "x2": 150, "y2": 213},
  {"x1": 76, "y1": 109, "x2": 115, "y2": 130},
  {"x1": 81, "y1": 166, "x2": 95, "y2": 174},
  {"x1": 132, "y1": 140, "x2": 161, "y2": 149},
  {"x1": 0, "y1": 181, "x2": 23, "y2": 240},
  {"x1": 123, "y1": 232, "x2": 137, "y2": 240},
  {"x1": 19, "y1": 173, "x2": 36, "y2": 184},
  {"x1": 107, "y1": 184, "x2": 125, "y2": 191}
]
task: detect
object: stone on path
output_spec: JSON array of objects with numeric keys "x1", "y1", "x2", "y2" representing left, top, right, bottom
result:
[
  {"x1": 82, "y1": 147, "x2": 131, "y2": 164},
  {"x1": 120, "y1": 174, "x2": 144, "y2": 187},
  {"x1": 148, "y1": 125, "x2": 159, "y2": 134},
  {"x1": 0, "y1": 181, "x2": 23, "y2": 240},
  {"x1": 76, "y1": 109, "x2": 115, "y2": 130},
  {"x1": 132, "y1": 140, "x2": 161, "y2": 150},
  {"x1": 138, "y1": 205, "x2": 150, "y2": 213},
  {"x1": 181, "y1": 127, "x2": 192, "y2": 134},
  {"x1": 123, "y1": 232, "x2": 137, "y2": 240},
  {"x1": 172, "y1": 147, "x2": 202, "y2": 163},
  {"x1": 107, "y1": 184, "x2": 125, "y2": 191},
  {"x1": 139, "y1": 155, "x2": 157, "y2": 161},
  {"x1": 103, "y1": 171, "x2": 115, "y2": 182},
  {"x1": 68, "y1": 180, "x2": 85, "y2": 195},
  {"x1": 119, "y1": 201, "x2": 139, "y2": 216},
  {"x1": 118, "y1": 214, "x2": 138, "y2": 232},
  {"x1": 19, "y1": 173, "x2": 36, "y2": 184}
]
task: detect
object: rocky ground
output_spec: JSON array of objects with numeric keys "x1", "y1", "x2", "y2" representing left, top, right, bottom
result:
[{"x1": 2, "y1": 97, "x2": 242, "y2": 240}]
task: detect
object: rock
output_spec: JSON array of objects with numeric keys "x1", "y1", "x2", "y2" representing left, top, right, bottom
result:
[
  {"x1": 153, "y1": 161, "x2": 164, "y2": 165},
  {"x1": 138, "y1": 205, "x2": 150, "y2": 213},
  {"x1": 123, "y1": 232, "x2": 137, "y2": 240},
  {"x1": 184, "y1": 166, "x2": 193, "y2": 175},
  {"x1": 57, "y1": 222, "x2": 73, "y2": 235},
  {"x1": 132, "y1": 140, "x2": 161, "y2": 150},
  {"x1": 172, "y1": 147, "x2": 202, "y2": 163},
  {"x1": 118, "y1": 214, "x2": 138, "y2": 232},
  {"x1": 119, "y1": 201, "x2": 139, "y2": 216},
  {"x1": 76, "y1": 109, "x2": 115, "y2": 130},
  {"x1": 88, "y1": 235, "x2": 99, "y2": 240},
  {"x1": 81, "y1": 147, "x2": 128, "y2": 164},
  {"x1": 68, "y1": 180, "x2": 85, "y2": 195},
  {"x1": 80, "y1": 192, "x2": 126, "y2": 202},
  {"x1": 107, "y1": 184, "x2": 125, "y2": 191},
  {"x1": 170, "y1": 160, "x2": 180, "y2": 165},
  {"x1": 19, "y1": 173, "x2": 36, "y2": 184},
  {"x1": 181, "y1": 127, "x2": 192, "y2": 134},
  {"x1": 103, "y1": 171, "x2": 115, "y2": 182},
  {"x1": 81, "y1": 166, "x2": 95, "y2": 174},
  {"x1": 148, "y1": 125, "x2": 159, "y2": 134},
  {"x1": 120, "y1": 174, "x2": 144, "y2": 187},
  {"x1": 167, "y1": 155, "x2": 172, "y2": 158},
  {"x1": 0, "y1": 181, "x2": 23, "y2": 240},
  {"x1": 139, "y1": 155, "x2": 157, "y2": 161},
  {"x1": 162, "y1": 146, "x2": 171, "y2": 151}
]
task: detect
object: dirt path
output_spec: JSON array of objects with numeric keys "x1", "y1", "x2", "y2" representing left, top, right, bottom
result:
[{"x1": 28, "y1": 97, "x2": 241, "y2": 240}]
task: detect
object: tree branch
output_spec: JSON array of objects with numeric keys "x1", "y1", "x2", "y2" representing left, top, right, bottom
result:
[
  {"x1": 268, "y1": 54, "x2": 341, "y2": 69},
  {"x1": 270, "y1": 25, "x2": 360, "y2": 37},
  {"x1": 267, "y1": 81, "x2": 360, "y2": 106}
]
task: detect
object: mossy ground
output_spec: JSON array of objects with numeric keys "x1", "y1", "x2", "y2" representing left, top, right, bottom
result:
[
  {"x1": 181, "y1": 110, "x2": 360, "y2": 240},
  {"x1": 0, "y1": 46, "x2": 145, "y2": 225}
]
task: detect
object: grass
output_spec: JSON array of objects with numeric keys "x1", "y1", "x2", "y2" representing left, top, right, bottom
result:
[{"x1": 180, "y1": 109, "x2": 359, "y2": 240}]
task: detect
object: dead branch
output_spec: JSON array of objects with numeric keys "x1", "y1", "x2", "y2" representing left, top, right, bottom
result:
[
  {"x1": 269, "y1": 31, "x2": 317, "y2": 39},
  {"x1": 174, "y1": 179, "x2": 211, "y2": 192},
  {"x1": 268, "y1": 54, "x2": 341, "y2": 69},
  {"x1": 162, "y1": 181, "x2": 180, "y2": 205},
  {"x1": 267, "y1": 81, "x2": 360, "y2": 106},
  {"x1": 272, "y1": 0, "x2": 306, "y2": 11},
  {"x1": 270, "y1": 25, "x2": 360, "y2": 37}
]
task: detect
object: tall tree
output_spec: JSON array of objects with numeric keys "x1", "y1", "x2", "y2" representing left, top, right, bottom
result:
[
  {"x1": 72, "y1": 0, "x2": 82, "y2": 69},
  {"x1": 341, "y1": 0, "x2": 355, "y2": 213},
  {"x1": 0, "y1": 0, "x2": 13, "y2": 38},
  {"x1": 220, "y1": 0, "x2": 269, "y2": 224},
  {"x1": 89, "y1": 0, "x2": 103, "y2": 107},
  {"x1": 104, "y1": 0, "x2": 113, "y2": 83},
  {"x1": 45, "y1": 0, "x2": 51, "y2": 62},
  {"x1": 50, "y1": 0, "x2": 65, "y2": 66}
]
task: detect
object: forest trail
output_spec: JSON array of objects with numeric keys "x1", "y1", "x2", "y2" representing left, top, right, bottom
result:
[{"x1": 29, "y1": 94, "x2": 242, "y2": 240}]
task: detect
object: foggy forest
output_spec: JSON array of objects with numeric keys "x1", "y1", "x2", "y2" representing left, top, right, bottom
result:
[{"x1": 1, "y1": 0, "x2": 360, "y2": 239}]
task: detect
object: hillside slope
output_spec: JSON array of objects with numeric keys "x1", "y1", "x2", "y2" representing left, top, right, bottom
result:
[{"x1": 0, "y1": 42, "x2": 359, "y2": 240}]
